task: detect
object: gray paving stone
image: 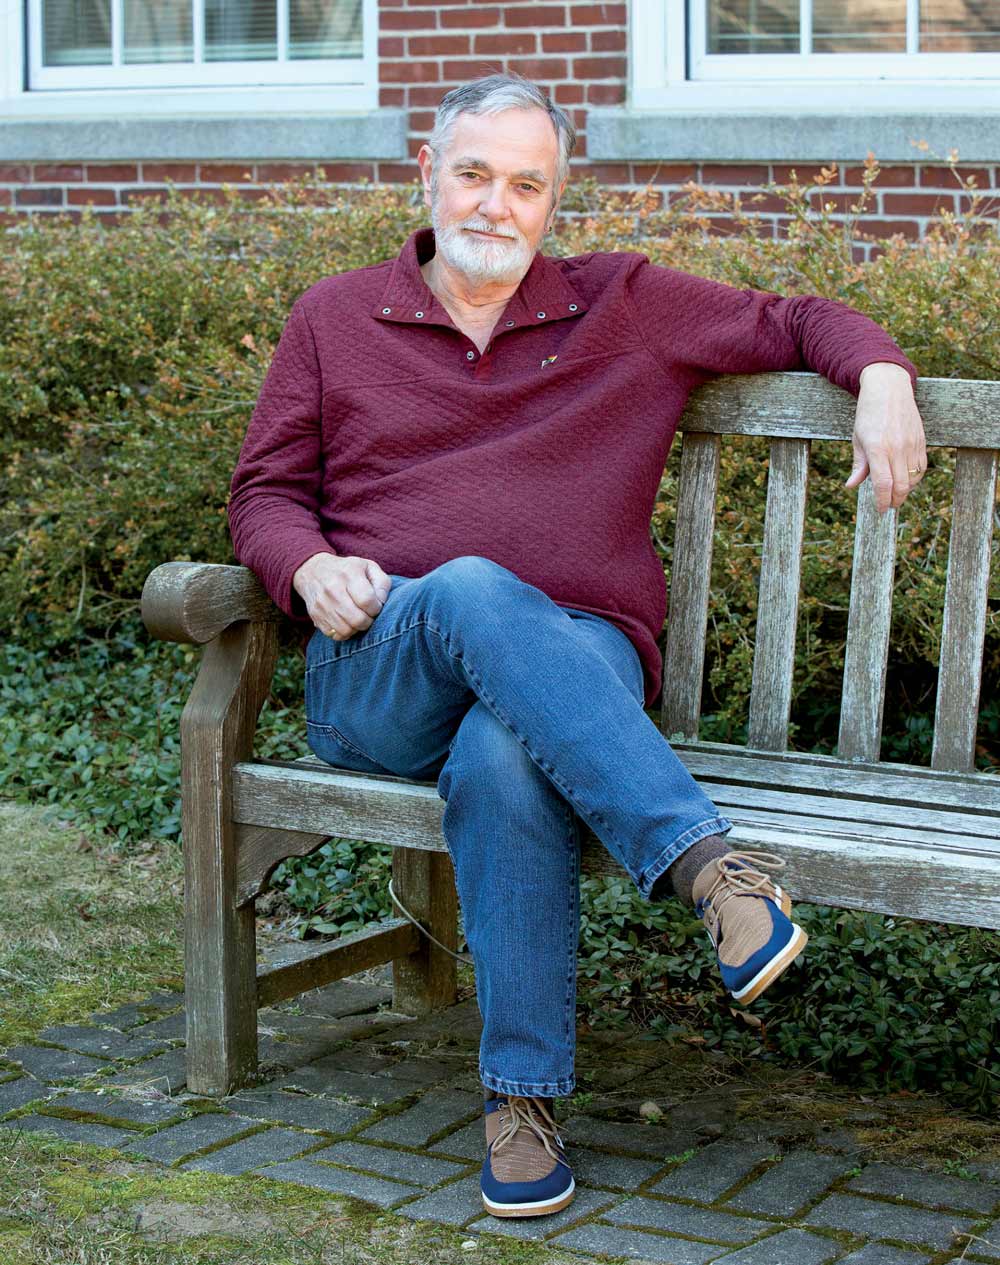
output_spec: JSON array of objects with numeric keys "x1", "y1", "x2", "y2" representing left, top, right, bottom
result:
[
  {"x1": 183, "y1": 1128, "x2": 316, "y2": 1174},
  {"x1": 38, "y1": 1025, "x2": 166, "y2": 1061},
  {"x1": 428, "y1": 1117, "x2": 483, "y2": 1162},
  {"x1": 550, "y1": 1221, "x2": 721, "y2": 1263},
  {"x1": 835, "y1": 1247, "x2": 933, "y2": 1265},
  {"x1": 0, "y1": 1114, "x2": 130, "y2": 1149},
  {"x1": 309, "y1": 1139, "x2": 471, "y2": 1187},
  {"x1": 727, "y1": 1151, "x2": 854, "y2": 1217},
  {"x1": 709, "y1": 1228, "x2": 842, "y2": 1264},
  {"x1": 561, "y1": 1114, "x2": 699, "y2": 1160},
  {"x1": 136, "y1": 1011, "x2": 187, "y2": 1042},
  {"x1": 373, "y1": 998, "x2": 483, "y2": 1045},
  {"x1": 393, "y1": 1173, "x2": 485, "y2": 1225},
  {"x1": 572, "y1": 1149, "x2": 668, "y2": 1191},
  {"x1": 649, "y1": 1141, "x2": 774, "y2": 1202},
  {"x1": 102, "y1": 1049, "x2": 187, "y2": 1093},
  {"x1": 469, "y1": 1186, "x2": 622, "y2": 1239},
  {"x1": 225, "y1": 1089, "x2": 374, "y2": 1134},
  {"x1": 805, "y1": 1192, "x2": 976, "y2": 1251},
  {"x1": 0, "y1": 1077, "x2": 55, "y2": 1114},
  {"x1": 260, "y1": 1159, "x2": 420, "y2": 1208},
  {"x1": 301, "y1": 1049, "x2": 401, "y2": 1077},
  {"x1": 276, "y1": 1062, "x2": 418, "y2": 1106},
  {"x1": 124, "y1": 1113, "x2": 255, "y2": 1164},
  {"x1": 40, "y1": 1091, "x2": 186, "y2": 1128},
  {"x1": 604, "y1": 1197, "x2": 774, "y2": 1244},
  {"x1": 89, "y1": 1002, "x2": 148, "y2": 1030},
  {"x1": 360, "y1": 1088, "x2": 482, "y2": 1148},
  {"x1": 377, "y1": 1056, "x2": 458, "y2": 1088},
  {"x1": 273, "y1": 980, "x2": 391, "y2": 1019},
  {"x1": 3, "y1": 1045, "x2": 106, "y2": 1082},
  {"x1": 846, "y1": 1162, "x2": 1000, "y2": 1214}
]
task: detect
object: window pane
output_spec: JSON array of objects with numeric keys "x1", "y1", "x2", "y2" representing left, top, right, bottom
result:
[
  {"x1": 43, "y1": 0, "x2": 111, "y2": 66},
  {"x1": 205, "y1": 0, "x2": 277, "y2": 60},
  {"x1": 124, "y1": 1, "x2": 193, "y2": 63},
  {"x1": 707, "y1": 1, "x2": 799, "y2": 54},
  {"x1": 291, "y1": 0, "x2": 363, "y2": 58},
  {"x1": 813, "y1": 1, "x2": 907, "y2": 52},
  {"x1": 921, "y1": 0, "x2": 1000, "y2": 50}
]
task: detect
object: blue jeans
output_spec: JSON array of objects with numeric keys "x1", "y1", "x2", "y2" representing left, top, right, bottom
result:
[{"x1": 303, "y1": 556, "x2": 732, "y2": 1098}]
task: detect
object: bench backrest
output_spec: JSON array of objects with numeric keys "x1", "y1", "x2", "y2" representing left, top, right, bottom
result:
[{"x1": 664, "y1": 372, "x2": 1000, "y2": 773}]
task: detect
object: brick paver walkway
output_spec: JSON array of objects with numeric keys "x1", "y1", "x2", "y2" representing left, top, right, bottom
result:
[{"x1": 3, "y1": 975, "x2": 999, "y2": 1263}]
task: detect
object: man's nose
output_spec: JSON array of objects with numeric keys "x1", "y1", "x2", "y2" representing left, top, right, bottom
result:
[{"x1": 478, "y1": 180, "x2": 510, "y2": 221}]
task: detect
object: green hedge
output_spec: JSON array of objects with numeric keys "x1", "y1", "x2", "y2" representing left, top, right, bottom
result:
[
  {"x1": 2, "y1": 163, "x2": 998, "y2": 756},
  {"x1": 2, "y1": 164, "x2": 999, "y2": 1113}
]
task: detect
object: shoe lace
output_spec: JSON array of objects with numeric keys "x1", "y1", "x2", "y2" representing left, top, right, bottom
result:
[
  {"x1": 702, "y1": 850, "x2": 786, "y2": 921},
  {"x1": 493, "y1": 1096, "x2": 564, "y2": 1163}
]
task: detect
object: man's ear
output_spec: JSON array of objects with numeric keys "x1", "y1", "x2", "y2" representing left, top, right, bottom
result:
[
  {"x1": 416, "y1": 144, "x2": 434, "y2": 209},
  {"x1": 547, "y1": 178, "x2": 568, "y2": 232}
]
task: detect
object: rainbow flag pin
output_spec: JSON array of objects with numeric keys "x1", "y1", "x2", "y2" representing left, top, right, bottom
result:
[{"x1": 540, "y1": 355, "x2": 558, "y2": 368}]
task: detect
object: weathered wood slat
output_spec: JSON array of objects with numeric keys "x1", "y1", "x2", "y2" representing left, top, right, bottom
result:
[
  {"x1": 391, "y1": 847, "x2": 458, "y2": 1015},
  {"x1": 580, "y1": 825, "x2": 1000, "y2": 930},
  {"x1": 681, "y1": 373, "x2": 1000, "y2": 447},
  {"x1": 256, "y1": 919, "x2": 420, "y2": 1008},
  {"x1": 838, "y1": 481, "x2": 897, "y2": 762},
  {"x1": 233, "y1": 761, "x2": 446, "y2": 847},
  {"x1": 141, "y1": 561, "x2": 281, "y2": 645},
  {"x1": 696, "y1": 781, "x2": 998, "y2": 842},
  {"x1": 181, "y1": 619, "x2": 278, "y2": 1096},
  {"x1": 660, "y1": 433, "x2": 720, "y2": 741},
  {"x1": 235, "y1": 824, "x2": 331, "y2": 907},
  {"x1": 674, "y1": 742, "x2": 1000, "y2": 813},
  {"x1": 932, "y1": 447, "x2": 1000, "y2": 773},
  {"x1": 748, "y1": 438, "x2": 809, "y2": 750}
]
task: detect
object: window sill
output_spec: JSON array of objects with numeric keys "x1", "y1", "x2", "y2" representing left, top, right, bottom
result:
[
  {"x1": 588, "y1": 108, "x2": 1000, "y2": 164},
  {"x1": 0, "y1": 108, "x2": 406, "y2": 162}
]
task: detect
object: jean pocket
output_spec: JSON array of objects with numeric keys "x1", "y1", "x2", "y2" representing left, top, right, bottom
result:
[{"x1": 305, "y1": 720, "x2": 392, "y2": 775}]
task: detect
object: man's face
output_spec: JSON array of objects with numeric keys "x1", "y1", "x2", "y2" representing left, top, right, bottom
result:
[{"x1": 418, "y1": 107, "x2": 564, "y2": 286}]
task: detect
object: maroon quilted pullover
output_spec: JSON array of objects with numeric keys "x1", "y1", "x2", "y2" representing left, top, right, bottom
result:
[{"x1": 229, "y1": 226, "x2": 917, "y2": 707}]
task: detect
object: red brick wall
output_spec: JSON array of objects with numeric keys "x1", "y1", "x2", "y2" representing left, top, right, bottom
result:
[{"x1": 2, "y1": 0, "x2": 997, "y2": 258}]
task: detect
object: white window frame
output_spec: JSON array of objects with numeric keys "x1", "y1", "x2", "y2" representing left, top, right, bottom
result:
[
  {"x1": 632, "y1": 0, "x2": 1000, "y2": 111},
  {"x1": 0, "y1": 0, "x2": 377, "y2": 117}
]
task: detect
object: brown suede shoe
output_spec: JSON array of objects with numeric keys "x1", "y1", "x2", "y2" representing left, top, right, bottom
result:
[{"x1": 480, "y1": 1094, "x2": 575, "y2": 1217}]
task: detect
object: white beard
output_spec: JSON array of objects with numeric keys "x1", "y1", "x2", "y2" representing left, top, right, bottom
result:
[{"x1": 431, "y1": 207, "x2": 536, "y2": 285}]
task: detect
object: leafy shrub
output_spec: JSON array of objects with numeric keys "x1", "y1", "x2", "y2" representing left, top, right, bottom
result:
[{"x1": 2, "y1": 159, "x2": 997, "y2": 761}]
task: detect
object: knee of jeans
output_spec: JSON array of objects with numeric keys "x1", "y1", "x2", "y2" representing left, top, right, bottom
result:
[
  {"x1": 426, "y1": 554, "x2": 516, "y2": 599},
  {"x1": 437, "y1": 702, "x2": 542, "y2": 803}
]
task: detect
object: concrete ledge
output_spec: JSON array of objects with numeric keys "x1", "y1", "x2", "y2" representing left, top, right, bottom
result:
[
  {"x1": 588, "y1": 110, "x2": 1000, "y2": 164},
  {"x1": 0, "y1": 111, "x2": 407, "y2": 161}
]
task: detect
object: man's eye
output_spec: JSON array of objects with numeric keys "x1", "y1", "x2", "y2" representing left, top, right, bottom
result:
[{"x1": 460, "y1": 172, "x2": 480, "y2": 180}]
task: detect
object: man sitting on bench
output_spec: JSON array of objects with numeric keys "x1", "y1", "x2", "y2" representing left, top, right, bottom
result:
[{"x1": 228, "y1": 71, "x2": 926, "y2": 1221}]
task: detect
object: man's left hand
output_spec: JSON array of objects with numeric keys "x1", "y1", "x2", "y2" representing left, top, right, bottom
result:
[{"x1": 846, "y1": 361, "x2": 927, "y2": 514}]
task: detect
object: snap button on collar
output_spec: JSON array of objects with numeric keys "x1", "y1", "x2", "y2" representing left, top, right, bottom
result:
[
  {"x1": 415, "y1": 311, "x2": 424, "y2": 318},
  {"x1": 536, "y1": 310, "x2": 546, "y2": 319},
  {"x1": 505, "y1": 319, "x2": 515, "y2": 327},
  {"x1": 568, "y1": 303, "x2": 578, "y2": 312},
  {"x1": 466, "y1": 350, "x2": 476, "y2": 360},
  {"x1": 382, "y1": 307, "x2": 392, "y2": 314}
]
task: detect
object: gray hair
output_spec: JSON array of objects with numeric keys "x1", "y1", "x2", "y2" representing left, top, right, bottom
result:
[{"x1": 427, "y1": 72, "x2": 577, "y2": 196}]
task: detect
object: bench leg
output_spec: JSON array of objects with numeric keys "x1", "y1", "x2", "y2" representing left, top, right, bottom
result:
[
  {"x1": 391, "y1": 847, "x2": 459, "y2": 1015},
  {"x1": 180, "y1": 621, "x2": 278, "y2": 1096}
]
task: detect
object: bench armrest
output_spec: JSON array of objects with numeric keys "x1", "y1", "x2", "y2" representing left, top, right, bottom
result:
[{"x1": 141, "y1": 562, "x2": 283, "y2": 645}]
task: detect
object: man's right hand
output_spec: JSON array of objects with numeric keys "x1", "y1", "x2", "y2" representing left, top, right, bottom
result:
[{"x1": 292, "y1": 552, "x2": 392, "y2": 641}]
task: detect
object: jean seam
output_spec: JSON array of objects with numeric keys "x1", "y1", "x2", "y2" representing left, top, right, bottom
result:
[
  {"x1": 641, "y1": 815, "x2": 734, "y2": 897},
  {"x1": 304, "y1": 618, "x2": 435, "y2": 676},
  {"x1": 304, "y1": 718, "x2": 381, "y2": 765},
  {"x1": 419, "y1": 616, "x2": 640, "y2": 873}
]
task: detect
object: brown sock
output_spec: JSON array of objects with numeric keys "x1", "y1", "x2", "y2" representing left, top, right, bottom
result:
[{"x1": 650, "y1": 833, "x2": 733, "y2": 906}]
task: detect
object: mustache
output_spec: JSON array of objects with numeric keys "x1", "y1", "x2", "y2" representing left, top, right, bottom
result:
[{"x1": 460, "y1": 220, "x2": 521, "y2": 240}]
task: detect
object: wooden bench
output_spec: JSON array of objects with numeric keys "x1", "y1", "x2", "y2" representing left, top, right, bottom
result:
[{"x1": 141, "y1": 369, "x2": 1000, "y2": 1098}]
